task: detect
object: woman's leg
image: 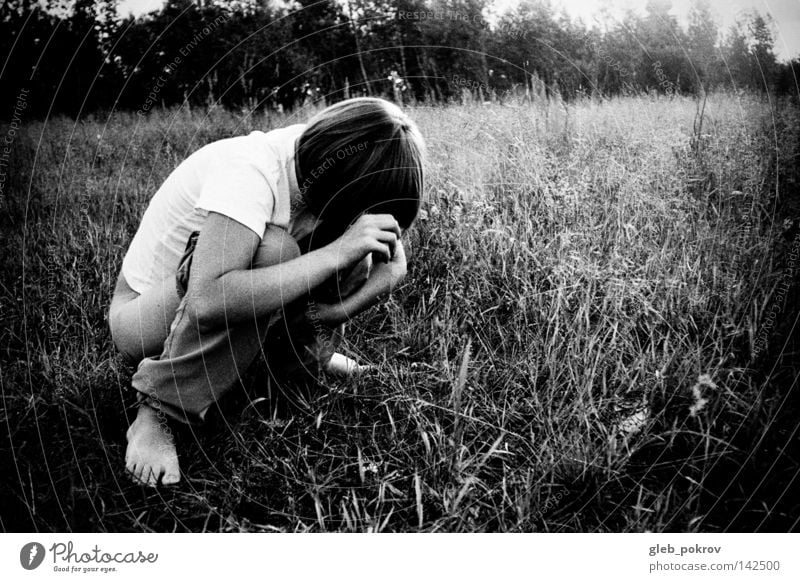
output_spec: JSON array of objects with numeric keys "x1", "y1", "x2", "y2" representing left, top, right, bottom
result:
[
  {"x1": 131, "y1": 226, "x2": 301, "y2": 424},
  {"x1": 291, "y1": 226, "x2": 375, "y2": 377},
  {"x1": 275, "y1": 254, "x2": 374, "y2": 379},
  {"x1": 108, "y1": 274, "x2": 182, "y2": 365},
  {"x1": 125, "y1": 225, "x2": 301, "y2": 486},
  {"x1": 323, "y1": 255, "x2": 375, "y2": 376}
]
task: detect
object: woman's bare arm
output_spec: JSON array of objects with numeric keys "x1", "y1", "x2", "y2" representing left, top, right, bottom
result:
[
  {"x1": 312, "y1": 239, "x2": 408, "y2": 326},
  {"x1": 187, "y1": 212, "x2": 400, "y2": 332}
]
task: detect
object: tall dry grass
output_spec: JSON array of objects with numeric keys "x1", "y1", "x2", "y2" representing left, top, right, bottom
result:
[{"x1": 1, "y1": 92, "x2": 798, "y2": 531}]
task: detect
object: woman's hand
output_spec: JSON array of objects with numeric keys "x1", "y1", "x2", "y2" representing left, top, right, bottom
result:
[
  {"x1": 326, "y1": 213, "x2": 401, "y2": 269},
  {"x1": 371, "y1": 236, "x2": 408, "y2": 289},
  {"x1": 311, "y1": 239, "x2": 408, "y2": 327}
]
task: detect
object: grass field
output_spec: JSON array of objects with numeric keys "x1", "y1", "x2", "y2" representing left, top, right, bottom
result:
[{"x1": 1, "y1": 93, "x2": 799, "y2": 532}]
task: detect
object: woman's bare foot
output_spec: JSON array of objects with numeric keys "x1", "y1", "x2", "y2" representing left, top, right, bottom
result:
[
  {"x1": 125, "y1": 404, "x2": 181, "y2": 487},
  {"x1": 324, "y1": 352, "x2": 374, "y2": 377}
]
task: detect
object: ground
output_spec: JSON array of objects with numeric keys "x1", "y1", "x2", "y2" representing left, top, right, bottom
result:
[{"x1": 1, "y1": 93, "x2": 799, "y2": 532}]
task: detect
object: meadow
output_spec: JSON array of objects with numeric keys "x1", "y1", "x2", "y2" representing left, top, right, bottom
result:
[{"x1": 1, "y1": 92, "x2": 799, "y2": 532}]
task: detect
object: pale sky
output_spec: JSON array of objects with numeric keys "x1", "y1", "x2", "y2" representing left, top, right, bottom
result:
[{"x1": 118, "y1": 0, "x2": 800, "y2": 60}]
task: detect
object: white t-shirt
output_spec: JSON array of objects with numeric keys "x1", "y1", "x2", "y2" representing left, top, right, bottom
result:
[{"x1": 122, "y1": 123, "x2": 314, "y2": 294}]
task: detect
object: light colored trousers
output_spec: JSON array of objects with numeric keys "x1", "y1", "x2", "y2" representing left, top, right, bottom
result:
[{"x1": 108, "y1": 226, "x2": 367, "y2": 425}]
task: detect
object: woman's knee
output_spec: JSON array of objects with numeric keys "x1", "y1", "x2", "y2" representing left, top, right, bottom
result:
[
  {"x1": 108, "y1": 302, "x2": 143, "y2": 365},
  {"x1": 108, "y1": 273, "x2": 176, "y2": 365},
  {"x1": 252, "y1": 226, "x2": 301, "y2": 269},
  {"x1": 108, "y1": 278, "x2": 137, "y2": 360}
]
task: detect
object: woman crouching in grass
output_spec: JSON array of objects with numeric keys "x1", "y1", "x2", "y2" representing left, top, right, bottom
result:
[{"x1": 108, "y1": 98, "x2": 425, "y2": 487}]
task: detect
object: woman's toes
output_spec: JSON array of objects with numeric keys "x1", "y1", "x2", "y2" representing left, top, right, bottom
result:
[
  {"x1": 162, "y1": 470, "x2": 180, "y2": 485},
  {"x1": 127, "y1": 461, "x2": 138, "y2": 478},
  {"x1": 143, "y1": 467, "x2": 158, "y2": 487},
  {"x1": 326, "y1": 352, "x2": 369, "y2": 377},
  {"x1": 128, "y1": 464, "x2": 143, "y2": 484},
  {"x1": 162, "y1": 454, "x2": 181, "y2": 485}
]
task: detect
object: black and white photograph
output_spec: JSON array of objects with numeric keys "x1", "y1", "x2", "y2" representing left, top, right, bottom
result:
[{"x1": 1, "y1": 0, "x2": 799, "y2": 567}]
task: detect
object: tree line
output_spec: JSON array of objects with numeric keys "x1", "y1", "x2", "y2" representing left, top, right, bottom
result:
[{"x1": 1, "y1": 0, "x2": 798, "y2": 118}]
